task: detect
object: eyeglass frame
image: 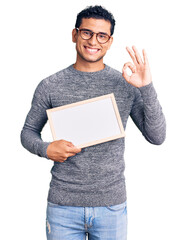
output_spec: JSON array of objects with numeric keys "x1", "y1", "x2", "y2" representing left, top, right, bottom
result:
[{"x1": 75, "y1": 28, "x2": 112, "y2": 44}]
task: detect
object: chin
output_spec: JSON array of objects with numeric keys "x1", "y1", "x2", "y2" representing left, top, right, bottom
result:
[
  {"x1": 79, "y1": 53, "x2": 106, "y2": 63},
  {"x1": 86, "y1": 57, "x2": 104, "y2": 63}
]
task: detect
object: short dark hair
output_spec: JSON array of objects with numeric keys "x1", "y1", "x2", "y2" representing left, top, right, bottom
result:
[{"x1": 75, "y1": 5, "x2": 116, "y2": 36}]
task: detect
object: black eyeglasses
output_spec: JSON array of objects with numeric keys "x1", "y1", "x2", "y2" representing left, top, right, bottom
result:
[{"x1": 76, "y1": 28, "x2": 111, "y2": 44}]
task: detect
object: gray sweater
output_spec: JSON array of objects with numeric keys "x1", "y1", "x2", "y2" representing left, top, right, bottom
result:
[{"x1": 21, "y1": 64, "x2": 166, "y2": 207}]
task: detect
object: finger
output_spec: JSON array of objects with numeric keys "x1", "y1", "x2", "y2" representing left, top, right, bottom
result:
[
  {"x1": 142, "y1": 49, "x2": 149, "y2": 66},
  {"x1": 65, "y1": 141, "x2": 75, "y2": 147},
  {"x1": 132, "y1": 45, "x2": 143, "y2": 64},
  {"x1": 58, "y1": 139, "x2": 74, "y2": 148},
  {"x1": 123, "y1": 62, "x2": 136, "y2": 73},
  {"x1": 58, "y1": 159, "x2": 65, "y2": 163},
  {"x1": 66, "y1": 152, "x2": 77, "y2": 157},
  {"x1": 126, "y1": 46, "x2": 138, "y2": 66},
  {"x1": 54, "y1": 158, "x2": 65, "y2": 163},
  {"x1": 64, "y1": 148, "x2": 81, "y2": 159},
  {"x1": 67, "y1": 145, "x2": 81, "y2": 153},
  {"x1": 122, "y1": 62, "x2": 136, "y2": 82}
]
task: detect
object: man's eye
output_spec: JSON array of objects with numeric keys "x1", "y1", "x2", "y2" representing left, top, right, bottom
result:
[
  {"x1": 83, "y1": 31, "x2": 91, "y2": 36},
  {"x1": 98, "y1": 34, "x2": 107, "y2": 39}
]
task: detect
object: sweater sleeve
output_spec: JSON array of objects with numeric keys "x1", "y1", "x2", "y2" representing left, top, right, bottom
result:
[
  {"x1": 130, "y1": 82, "x2": 166, "y2": 145},
  {"x1": 20, "y1": 80, "x2": 51, "y2": 159}
]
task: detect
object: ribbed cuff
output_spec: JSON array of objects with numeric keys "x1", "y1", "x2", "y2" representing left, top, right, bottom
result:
[
  {"x1": 138, "y1": 82, "x2": 157, "y2": 104},
  {"x1": 37, "y1": 141, "x2": 51, "y2": 159}
]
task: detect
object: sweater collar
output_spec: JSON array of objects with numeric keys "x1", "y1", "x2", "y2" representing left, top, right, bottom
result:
[{"x1": 67, "y1": 64, "x2": 110, "y2": 76}]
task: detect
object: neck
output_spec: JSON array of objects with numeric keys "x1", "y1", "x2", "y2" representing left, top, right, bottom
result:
[{"x1": 73, "y1": 58, "x2": 105, "y2": 72}]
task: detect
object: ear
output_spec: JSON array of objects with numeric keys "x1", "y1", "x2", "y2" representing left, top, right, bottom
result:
[
  {"x1": 107, "y1": 36, "x2": 113, "y2": 50},
  {"x1": 72, "y1": 28, "x2": 78, "y2": 43}
]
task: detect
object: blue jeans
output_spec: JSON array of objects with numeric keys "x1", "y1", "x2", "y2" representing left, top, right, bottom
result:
[{"x1": 46, "y1": 200, "x2": 127, "y2": 240}]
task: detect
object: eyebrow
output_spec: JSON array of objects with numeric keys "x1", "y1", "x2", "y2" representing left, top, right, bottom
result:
[{"x1": 81, "y1": 28, "x2": 109, "y2": 35}]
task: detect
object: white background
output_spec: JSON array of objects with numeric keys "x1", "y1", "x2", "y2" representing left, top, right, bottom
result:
[{"x1": 1, "y1": 0, "x2": 185, "y2": 239}]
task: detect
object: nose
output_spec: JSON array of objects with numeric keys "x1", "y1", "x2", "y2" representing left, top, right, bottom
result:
[{"x1": 87, "y1": 33, "x2": 98, "y2": 45}]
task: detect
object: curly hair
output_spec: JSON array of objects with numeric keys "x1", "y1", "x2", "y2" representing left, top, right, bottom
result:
[{"x1": 75, "y1": 5, "x2": 116, "y2": 36}]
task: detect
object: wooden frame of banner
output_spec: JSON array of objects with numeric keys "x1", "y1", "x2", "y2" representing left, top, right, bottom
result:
[{"x1": 46, "y1": 93, "x2": 125, "y2": 148}]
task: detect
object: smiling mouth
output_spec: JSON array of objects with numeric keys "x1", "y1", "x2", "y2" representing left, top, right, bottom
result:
[{"x1": 84, "y1": 46, "x2": 100, "y2": 54}]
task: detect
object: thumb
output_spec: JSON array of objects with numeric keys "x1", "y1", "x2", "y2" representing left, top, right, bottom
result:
[{"x1": 70, "y1": 144, "x2": 81, "y2": 150}]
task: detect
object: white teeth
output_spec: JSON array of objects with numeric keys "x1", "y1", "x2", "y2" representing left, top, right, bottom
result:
[{"x1": 86, "y1": 47, "x2": 98, "y2": 52}]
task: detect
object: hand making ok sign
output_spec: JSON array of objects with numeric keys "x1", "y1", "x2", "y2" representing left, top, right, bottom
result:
[{"x1": 122, "y1": 46, "x2": 152, "y2": 88}]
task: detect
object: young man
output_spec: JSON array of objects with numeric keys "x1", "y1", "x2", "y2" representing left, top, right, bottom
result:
[{"x1": 21, "y1": 5, "x2": 166, "y2": 240}]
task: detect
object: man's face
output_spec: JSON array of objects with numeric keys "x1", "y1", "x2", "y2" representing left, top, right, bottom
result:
[{"x1": 72, "y1": 18, "x2": 113, "y2": 64}]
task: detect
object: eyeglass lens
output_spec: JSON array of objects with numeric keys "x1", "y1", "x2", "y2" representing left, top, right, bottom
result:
[{"x1": 80, "y1": 29, "x2": 110, "y2": 43}]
